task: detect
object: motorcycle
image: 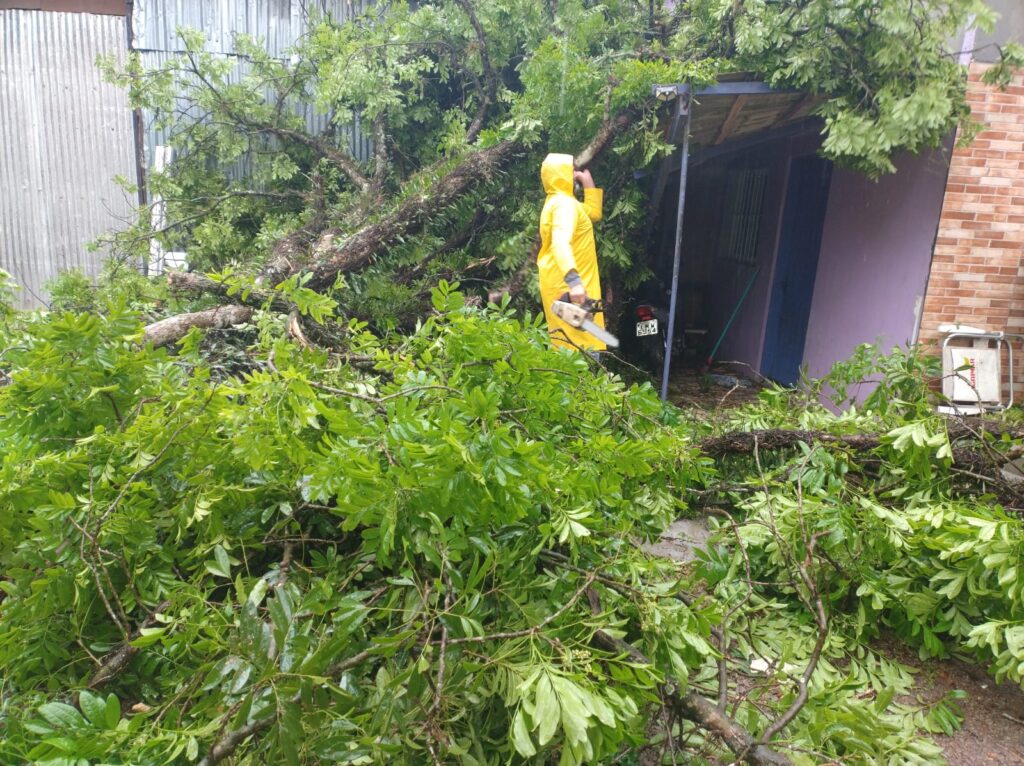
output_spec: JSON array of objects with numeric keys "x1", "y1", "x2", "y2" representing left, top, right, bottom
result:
[{"x1": 620, "y1": 300, "x2": 683, "y2": 371}]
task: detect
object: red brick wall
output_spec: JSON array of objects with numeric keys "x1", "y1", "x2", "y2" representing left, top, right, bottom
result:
[{"x1": 918, "y1": 63, "x2": 1024, "y2": 392}]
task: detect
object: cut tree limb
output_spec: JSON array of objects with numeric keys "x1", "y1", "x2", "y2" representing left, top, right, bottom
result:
[{"x1": 142, "y1": 305, "x2": 253, "y2": 348}]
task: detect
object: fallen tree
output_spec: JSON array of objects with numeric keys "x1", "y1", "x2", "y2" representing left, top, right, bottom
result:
[{"x1": 8, "y1": 1, "x2": 1024, "y2": 763}]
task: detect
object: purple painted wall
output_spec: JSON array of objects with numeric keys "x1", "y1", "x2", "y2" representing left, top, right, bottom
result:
[{"x1": 800, "y1": 148, "x2": 950, "y2": 380}]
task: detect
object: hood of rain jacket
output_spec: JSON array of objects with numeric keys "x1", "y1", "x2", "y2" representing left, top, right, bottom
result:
[{"x1": 541, "y1": 153, "x2": 575, "y2": 196}]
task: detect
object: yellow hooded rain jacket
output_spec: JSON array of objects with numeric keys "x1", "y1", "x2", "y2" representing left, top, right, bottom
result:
[{"x1": 537, "y1": 153, "x2": 605, "y2": 351}]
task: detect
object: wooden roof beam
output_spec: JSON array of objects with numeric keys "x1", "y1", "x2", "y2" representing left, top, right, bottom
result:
[
  {"x1": 771, "y1": 93, "x2": 816, "y2": 129},
  {"x1": 714, "y1": 95, "x2": 748, "y2": 145}
]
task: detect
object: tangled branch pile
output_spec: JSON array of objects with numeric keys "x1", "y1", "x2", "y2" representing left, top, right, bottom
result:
[{"x1": 1, "y1": 279, "x2": 1023, "y2": 765}]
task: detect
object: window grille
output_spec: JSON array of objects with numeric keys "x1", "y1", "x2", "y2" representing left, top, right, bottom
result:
[{"x1": 717, "y1": 168, "x2": 768, "y2": 265}]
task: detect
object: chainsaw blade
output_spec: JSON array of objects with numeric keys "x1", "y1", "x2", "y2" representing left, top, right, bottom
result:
[{"x1": 580, "y1": 319, "x2": 619, "y2": 349}]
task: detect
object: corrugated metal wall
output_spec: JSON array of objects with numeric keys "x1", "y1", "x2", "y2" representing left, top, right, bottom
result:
[
  {"x1": 0, "y1": 2, "x2": 373, "y2": 308},
  {"x1": 133, "y1": 0, "x2": 375, "y2": 167},
  {"x1": 0, "y1": 10, "x2": 136, "y2": 309},
  {"x1": 134, "y1": 0, "x2": 373, "y2": 57}
]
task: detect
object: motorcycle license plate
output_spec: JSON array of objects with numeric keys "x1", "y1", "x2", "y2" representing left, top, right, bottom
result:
[{"x1": 636, "y1": 319, "x2": 659, "y2": 337}]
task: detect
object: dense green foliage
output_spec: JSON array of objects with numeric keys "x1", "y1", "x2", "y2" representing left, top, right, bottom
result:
[
  {"x1": 712, "y1": 351, "x2": 1024, "y2": 688},
  {"x1": 1, "y1": 278, "x2": 1023, "y2": 764},
  {"x1": 0, "y1": 285, "x2": 698, "y2": 765}
]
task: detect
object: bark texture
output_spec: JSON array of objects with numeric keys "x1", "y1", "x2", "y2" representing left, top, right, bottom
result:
[
  {"x1": 575, "y1": 112, "x2": 637, "y2": 169},
  {"x1": 699, "y1": 425, "x2": 1024, "y2": 458},
  {"x1": 142, "y1": 305, "x2": 254, "y2": 348}
]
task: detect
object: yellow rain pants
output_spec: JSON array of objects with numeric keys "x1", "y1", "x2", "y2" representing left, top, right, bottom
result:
[{"x1": 536, "y1": 153, "x2": 606, "y2": 351}]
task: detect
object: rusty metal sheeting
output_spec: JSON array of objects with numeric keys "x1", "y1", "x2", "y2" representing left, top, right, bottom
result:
[{"x1": 0, "y1": 10, "x2": 136, "y2": 308}]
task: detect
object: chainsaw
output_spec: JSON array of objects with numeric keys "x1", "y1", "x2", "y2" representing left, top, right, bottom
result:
[{"x1": 551, "y1": 295, "x2": 620, "y2": 348}]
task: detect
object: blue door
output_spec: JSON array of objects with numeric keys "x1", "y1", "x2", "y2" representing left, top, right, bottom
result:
[{"x1": 761, "y1": 155, "x2": 832, "y2": 385}]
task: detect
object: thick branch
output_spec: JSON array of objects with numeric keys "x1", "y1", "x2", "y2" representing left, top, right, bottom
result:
[
  {"x1": 454, "y1": 0, "x2": 499, "y2": 143},
  {"x1": 698, "y1": 425, "x2": 1024, "y2": 492},
  {"x1": 699, "y1": 424, "x2": 1024, "y2": 458},
  {"x1": 258, "y1": 124, "x2": 371, "y2": 193},
  {"x1": 261, "y1": 175, "x2": 330, "y2": 285},
  {"x1": 88, "y1": 601, "x2": 171, "y2": 689},
  {"x1": 303, "y1": 140, "x2": 521, "y2": 290},
  {"x1": 142, "y1": 305, "x2": 253, "y2": 348},
  {"x1": 165, "y1": 272, "x2": 288, "y2": 312},
  {"x1": 400, "y1": 206, "x2": 489, "y2": 283},
  {"x1": 575, "y1": 111, "x2": 637, "y2": 169},
  {"x1": 674, "y1": 688, "x2": 794, "y2": 766}
]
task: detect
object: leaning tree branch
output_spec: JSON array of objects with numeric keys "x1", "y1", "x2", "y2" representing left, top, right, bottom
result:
[
  {"x1": 574, "y1": 111, "x2": 638, "y2": 169},
  {"x1": 255, "y1": 123, "x2": 372, "y2": 193},
  {"x1": 170, "y1": 104, "x2": 639, "y2": 307},
  {"x1": 302, "y1": 140, "x2": 521, "y2": 290},
  {"x1": 180, "y1": 47, "x2": 371, "y2": 193},
  {"x1": 399, "y1": 206, "x2": 490, "y2": 284},
  {"x1": 260, "y1": 172, "x2": 331, "y2": 283}
]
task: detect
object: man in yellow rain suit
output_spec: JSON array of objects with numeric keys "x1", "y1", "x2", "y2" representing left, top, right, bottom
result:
[{"x1": 536, "y1": 153, "x2": 606, "y2": 352}]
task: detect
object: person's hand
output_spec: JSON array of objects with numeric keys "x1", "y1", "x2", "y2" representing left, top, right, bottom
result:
[
  {"x1": 573, "y1": 169, "x2": 595, "y2": 189},
  {"x1": 568, "y1": 283, "x2": 588, "y2": 305}
]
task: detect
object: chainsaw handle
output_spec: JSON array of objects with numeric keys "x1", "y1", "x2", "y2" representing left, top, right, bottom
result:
[{"x1": 556, "y1": 292, "x2": 604, "y2": 314}]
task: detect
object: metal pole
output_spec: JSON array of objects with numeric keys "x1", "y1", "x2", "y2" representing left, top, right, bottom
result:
[{"x1": 660, "y1": 95, "x2": 692, "y2": 401}]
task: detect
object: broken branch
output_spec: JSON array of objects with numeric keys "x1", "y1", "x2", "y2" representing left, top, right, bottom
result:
[{"x1": 142, "y1": 305, "x2": 254, "y2": 348}]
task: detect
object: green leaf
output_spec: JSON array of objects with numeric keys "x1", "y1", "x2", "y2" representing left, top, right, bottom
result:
[
  {"x1": 535, "y1": 673, "x2": 560, "y2": 746},
  {"x1": 78, "y1": 690, "x2": 107, "y2": 728},
  {"x1": 511, "y1": 708, "x2": 537, "y2": 757},
  {"x1": 39, "y1": 702, "x2": 87, "y2": 731},
  {"x1": 104, "y1": 693, "x2": 122, "y2": 730}
]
